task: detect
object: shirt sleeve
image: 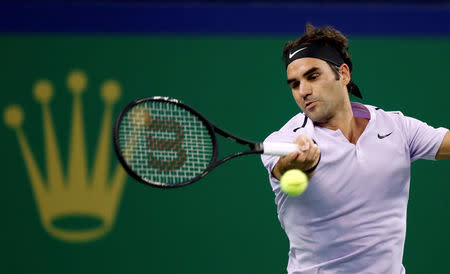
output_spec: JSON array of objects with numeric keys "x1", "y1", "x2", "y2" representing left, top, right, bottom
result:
[
  {"x1": 397, "y1": 113, "x2": 448, "y2": 162},
  {"x1": 260, "y1": 131, "x2": 282, "y2": 183},
  {"x1": 261, "y1": 113, "x2": 309, "y2": 186}
]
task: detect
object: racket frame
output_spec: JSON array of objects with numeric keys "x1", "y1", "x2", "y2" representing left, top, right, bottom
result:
[{"x1": 113, "y1": 96, "x2": 263, "y2": 188}]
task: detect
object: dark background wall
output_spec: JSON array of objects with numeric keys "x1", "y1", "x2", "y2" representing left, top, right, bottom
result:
[{"x1": 1, "y1": 1, "x2": 449, "y2": 273}]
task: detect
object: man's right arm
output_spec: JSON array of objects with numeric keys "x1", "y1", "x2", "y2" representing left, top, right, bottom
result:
[{"x1": 272, "y1": 135, "x2": 321, "y2": 180}]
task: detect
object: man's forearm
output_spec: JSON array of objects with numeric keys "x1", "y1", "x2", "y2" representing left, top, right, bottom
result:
[{"x1": 436, "y1": 131, "x2": 450, "y2": 160}]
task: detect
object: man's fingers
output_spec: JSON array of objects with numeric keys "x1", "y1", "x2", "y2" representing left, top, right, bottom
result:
[
  {"x1": 306, "y1": 143, "x2": 319, "y2": 159},
  {"x1": 280, "y1": 135, "x2": 321, "y2": 172},
  {"x1": 300, "y1": 142, "x2": 309, "y2": 151},
  {"x1": 273, "y1": 138, "x2": 319, "y2": 179},
  {"x1": 294, "y1": 135, "x2": 315, "y2": 152},
  {"x1": 308, "y1": 144, "x2": 320, "y2": 165},
  {"x1": 282, "y1": 151, "x2": 299, "y2": 162},
  {"x1": 294, "y1": 143, "x2": 320, "y2": 167},
  {"x1": 299, "y1": 136, "x2": 310, "y2": 151}
]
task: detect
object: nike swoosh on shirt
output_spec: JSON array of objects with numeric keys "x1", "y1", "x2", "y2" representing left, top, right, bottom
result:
[
  {"x1": 377, "y1": 132, "x2": 393, "y2": 139},
  {"x1": 289, "y1": 47, "x2": 307, "y2": 59}
]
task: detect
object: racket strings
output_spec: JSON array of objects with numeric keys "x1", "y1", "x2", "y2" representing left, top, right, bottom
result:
[{"x1": 118, "y1": 101, "x2": 214, "y2": 185}]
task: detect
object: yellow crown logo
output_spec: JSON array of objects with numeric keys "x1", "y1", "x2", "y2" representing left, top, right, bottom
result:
[{"x1": 4, "y1": 70, "x2": 127, "y2": 243}]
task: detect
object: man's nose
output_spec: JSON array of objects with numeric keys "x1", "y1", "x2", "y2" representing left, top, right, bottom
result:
[{"x1": 299, "y1": 82, "x2": 312, "y2": 98}]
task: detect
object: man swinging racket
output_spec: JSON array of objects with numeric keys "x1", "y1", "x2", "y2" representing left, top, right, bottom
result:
[{"x1": 261, "y1": 24, "x2": 450, "y2": 273}]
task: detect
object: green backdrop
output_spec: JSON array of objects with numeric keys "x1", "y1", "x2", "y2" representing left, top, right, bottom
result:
[{"x1": 1, "y1": 36, "x2": 449, "y2": 273}]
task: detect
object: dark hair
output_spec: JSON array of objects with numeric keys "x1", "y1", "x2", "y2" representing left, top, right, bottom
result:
[
  {"x1": 282, "y1": 23, "x2": 363, "y2": 99},
  {"x1": 282, "y1": 23, "x2": 353, "y2": 72}
]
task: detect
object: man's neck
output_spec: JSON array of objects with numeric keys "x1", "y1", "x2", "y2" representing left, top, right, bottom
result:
[{"x1": 317, "y1": 105, "x2": 368, "y2": 144}]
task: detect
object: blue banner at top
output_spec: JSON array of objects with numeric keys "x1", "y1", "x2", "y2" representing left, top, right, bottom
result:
[{"x1": 0, "y1": 2, "x2": 449, "y2": 35}]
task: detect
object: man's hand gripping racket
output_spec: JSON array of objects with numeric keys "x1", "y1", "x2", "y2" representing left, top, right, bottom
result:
[
  {"x1": 113, "y1": 96, "x2": 316, "y2": 188},
  {"x1": 272, "y1": 135, "x2": 321, "y2": 180}
]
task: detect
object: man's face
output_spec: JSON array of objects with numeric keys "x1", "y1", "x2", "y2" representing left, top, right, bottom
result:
[{"x1": 286, "y1": 57, "x2": 350, "y2": 124}]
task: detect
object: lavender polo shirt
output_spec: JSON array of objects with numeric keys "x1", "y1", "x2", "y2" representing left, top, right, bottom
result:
[{"x1": 261, "y1": 102, "x2": 448, "y2": 274}]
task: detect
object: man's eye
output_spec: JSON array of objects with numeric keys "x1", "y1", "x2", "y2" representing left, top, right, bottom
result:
[
  {"x1": 309, "y1": 74, "x2": 319, "y2": 80},
  {"x1": 292, "y1": 82, "x2": 299, "y2": 88}
]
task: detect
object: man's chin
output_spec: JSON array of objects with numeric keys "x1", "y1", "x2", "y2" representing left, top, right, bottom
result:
[
  {"x1": 305, "y1": 112, "x2": 328, "y2": 124},
  {"x1": 304, "y1": 112, "x2": 317, "y2": 122},
  {"x1": 304, "y1": 110, "x2": 316, "y2": 119}
]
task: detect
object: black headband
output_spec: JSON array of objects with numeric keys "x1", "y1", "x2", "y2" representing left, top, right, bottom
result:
[
  {"x1": 284, "y1": 44, "x2": 345, "y2": 68},
  {"x1": 284, "y1": 44, "x2": 363, "y2": 99}
]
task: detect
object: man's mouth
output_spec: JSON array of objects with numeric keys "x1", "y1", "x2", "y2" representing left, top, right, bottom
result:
[{"x1": 305, "y1": 101, "x2": 317, "y2": 110}]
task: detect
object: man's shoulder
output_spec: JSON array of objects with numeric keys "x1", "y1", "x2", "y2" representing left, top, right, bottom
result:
[
  {"x1": 363, "y1": 104, "x2": 410, "y2": 138},
  {"x1": 353, "y1": 103, "x2": 402, "y2": 120},
  {"x1": 367, "y1": 104, "x2": 405, "y2": 120}
]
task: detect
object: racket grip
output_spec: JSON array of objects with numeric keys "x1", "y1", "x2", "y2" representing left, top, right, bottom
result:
[{"x1": 263, "y1": 142, "x2": 300, "y2": 156}]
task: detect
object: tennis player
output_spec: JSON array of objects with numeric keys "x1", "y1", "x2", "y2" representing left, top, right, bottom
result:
[{"x1": 261, "y1": 24, "x2": 450, "y2": 273}]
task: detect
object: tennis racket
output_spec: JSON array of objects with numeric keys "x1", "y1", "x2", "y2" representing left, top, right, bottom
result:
[{"x1": 113, "y1": 96, "x2": 299, "y2": 188}]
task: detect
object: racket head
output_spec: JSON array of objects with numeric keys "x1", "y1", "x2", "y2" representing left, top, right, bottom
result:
[{"x1": 113, "y1": 96, "x2": 217, "y2": 188}]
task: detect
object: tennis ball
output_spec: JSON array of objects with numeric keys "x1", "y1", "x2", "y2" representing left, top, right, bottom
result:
[{"x1": 280, "y1": 169, "x2": 308, "y2": 196}]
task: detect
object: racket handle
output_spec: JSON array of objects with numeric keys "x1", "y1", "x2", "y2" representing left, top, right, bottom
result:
[{"x1": 262, "y1": 142, "x2": 300, "y2": 156}]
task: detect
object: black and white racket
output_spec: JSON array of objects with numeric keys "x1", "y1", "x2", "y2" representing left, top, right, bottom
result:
[{"x1": 113, "y1": 96, "x2": 299, "y2": 188}]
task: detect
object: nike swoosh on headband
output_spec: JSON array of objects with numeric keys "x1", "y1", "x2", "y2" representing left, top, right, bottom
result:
[{"x1": 289, "y1": 47, "x2": 307, "y2": 59}]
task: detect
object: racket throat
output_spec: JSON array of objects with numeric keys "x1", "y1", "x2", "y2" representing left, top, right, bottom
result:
[{"x1": 253, "y1": 142, "x2": 264, "y2": 153}]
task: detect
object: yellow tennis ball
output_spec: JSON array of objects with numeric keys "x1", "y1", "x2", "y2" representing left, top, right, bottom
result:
[{"x1": 280, "y1": 169, "x2": 308, "y2": 196}]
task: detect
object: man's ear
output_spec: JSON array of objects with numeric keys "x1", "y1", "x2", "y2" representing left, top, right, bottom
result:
[{"x1": 339, "y1": 63, "x2": 351, "y2": 85}]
